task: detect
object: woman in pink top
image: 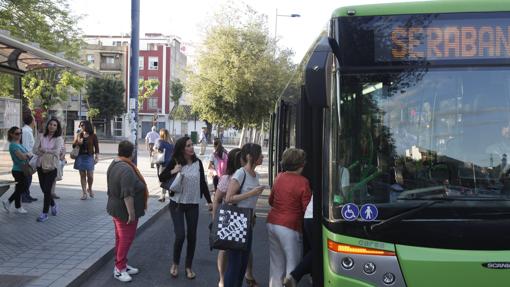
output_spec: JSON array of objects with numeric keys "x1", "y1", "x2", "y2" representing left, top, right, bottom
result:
[
  {"x1": 267, "y1": 148, "x2": 311, "y2": 287},
  {"x1": 33, "y1": 118, "x2": 64, "y2": 222}
]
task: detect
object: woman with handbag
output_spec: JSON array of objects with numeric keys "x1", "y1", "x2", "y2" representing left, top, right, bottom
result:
[
  {"x1": 154, "y1": 129, "x2": 174, "y2": 202},
  {"x1": 2, "y1": 126, "x2": 31, "y2": 214},
  {"x1": 224, "y1": 143, "x2": 266, "y2": 287},
  {"x1": 33, "y1": 118, "x2": 64, "y2": 222},
  {"x1": 73, "y1": 120, "x2": 99, "y2": 200},
  {"x1": 159, "y1": 136, "x2": 212, "y2": 280}
]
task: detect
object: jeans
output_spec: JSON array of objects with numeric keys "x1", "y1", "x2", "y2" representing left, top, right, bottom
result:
[
  {"x1": 37, "y1": 168, "x2": 57, "y2": 213},
  {"x1": 291, "y1": 219, "x2": 314, "y2": 282},
  {"x1": 21, "y1": 175, "x2": 32, "y2": 200},
  {"x1": 224, "y1": 233, "x2": 253, "y2": 287},
  {"x1": 113, "y1": 217, "x2": 138, "y2": 271},
  {"x1": 10, "y1": 171, "x2": 27, "y2": 208},
  {"x1": 267, "y1": 223, "x2": 303, "y2": 287},
  {"x1": 168, "y1": 200, "x2": 199, "y2": 268}
]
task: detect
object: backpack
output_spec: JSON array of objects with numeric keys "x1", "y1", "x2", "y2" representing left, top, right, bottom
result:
[{"x1": 216, "y1": 152, "x2": 228, "y2": 177}]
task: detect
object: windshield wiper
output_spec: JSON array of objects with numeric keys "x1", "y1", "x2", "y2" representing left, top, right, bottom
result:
[{"x1": 368, "y1": 200, "x2": 441, "y2": 232}]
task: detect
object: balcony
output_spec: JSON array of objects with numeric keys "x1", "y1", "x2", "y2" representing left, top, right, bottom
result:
[{"x1": 100, "y1": 62, "x2": 122, "y2": 71}]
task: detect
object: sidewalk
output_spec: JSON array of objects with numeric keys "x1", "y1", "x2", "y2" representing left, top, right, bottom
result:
[
  {"x1": 0, "y1": 151, "x2": 167, "y2": 287},
  {"x1": 0, "y1": 144, "x2": 269, "y2": 287}
]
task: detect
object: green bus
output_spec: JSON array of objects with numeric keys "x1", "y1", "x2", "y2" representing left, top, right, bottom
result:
[{"x1": 269, "y1": 1, "x2": 510, "y2": 286}]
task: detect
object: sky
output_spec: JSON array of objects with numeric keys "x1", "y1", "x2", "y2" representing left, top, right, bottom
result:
[{"x1": 69, "y1": 0, "x2": 411, "y2": 63}]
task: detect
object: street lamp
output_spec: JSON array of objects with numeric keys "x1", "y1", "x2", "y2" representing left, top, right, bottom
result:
[{"x1": 275, "y1": 9, "x2": 301, "y2": 41}]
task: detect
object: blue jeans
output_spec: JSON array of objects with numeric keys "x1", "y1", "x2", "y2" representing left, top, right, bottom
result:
[{"x1": 224, "y1": 233, "x2": 252, "y2": 287}]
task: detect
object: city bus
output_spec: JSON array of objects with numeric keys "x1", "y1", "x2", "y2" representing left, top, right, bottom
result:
[{"x1": 269, "y1": 1, "x2": 510, "y2": 286}]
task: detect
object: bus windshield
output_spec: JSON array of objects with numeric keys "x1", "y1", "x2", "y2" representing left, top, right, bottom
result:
[{"x1": 331, "y1": 67, "x2": 510, "y2": 217}]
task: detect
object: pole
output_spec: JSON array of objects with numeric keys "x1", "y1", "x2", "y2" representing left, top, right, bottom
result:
[
  {"x1": 274, "y1": 8, "x2": 278, "y2": 42},
  {"x1": 129, "y1": 0, "x2": 140, "y2": 163}
]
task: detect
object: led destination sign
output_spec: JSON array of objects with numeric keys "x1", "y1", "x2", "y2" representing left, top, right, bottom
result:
[{"x1": 374, "y1": 16, "x2": 510, "y2": 62}]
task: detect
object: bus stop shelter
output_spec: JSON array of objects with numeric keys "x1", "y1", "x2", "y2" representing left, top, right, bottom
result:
[{"x1": 0, "y1": 31, "x2": 99, "y2": 176}]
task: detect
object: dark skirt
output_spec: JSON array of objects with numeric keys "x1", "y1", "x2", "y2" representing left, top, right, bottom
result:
[{"x1": 74, "y1": 154, "x2": 95, "y2": 171}]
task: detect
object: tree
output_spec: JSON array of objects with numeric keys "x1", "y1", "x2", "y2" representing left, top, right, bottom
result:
[
  {"x1": 85, "y1": 77, "x2": 125, "y2": 136},
  {"x1": 138, "y1": 79, "x2": 159, "y2": 111},
  {"x1": 170, "y1": 79, "x2": 184, "y2": 105},
  {"x1": 0, "y1": 0, "x2": 83, "y2": 59},
  {"x1": 188, "y1": 3, "x2": 295, "y2": 132},
  {"x1": 22, "y1": 68, "x2": 85, "y2": 119}
]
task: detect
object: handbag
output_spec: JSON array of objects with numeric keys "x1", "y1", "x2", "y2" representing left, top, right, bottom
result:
[
  {"x1": 151, "y1": 149, "x2": 165, "y2": 164},
  {"x1": 160, "y1": 172, "x2": 184, "y2": 194},
  {"x1": 21, "y1": 162, "x2": 36, "y2": 177},
  {"x1": 210, "y1": 169, "x2": 250, "y2": 251},
  {"x1": 70, "y1": 146, "x2": 80, "y2": 159},
  {"x1": 210, "y1": 204, "x2": 253, "y2": 251},
  {"x1": 41, "y1": 153, "x2": 57, "y2": 172}
]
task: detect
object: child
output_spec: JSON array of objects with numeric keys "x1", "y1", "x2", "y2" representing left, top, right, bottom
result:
[{"x1": 267, "y1": 148, "x2": 311, "y2": 287}]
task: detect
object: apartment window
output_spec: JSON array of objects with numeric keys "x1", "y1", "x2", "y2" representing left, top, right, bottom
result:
[
  {"x1": 104, "y1": 56, "x2": 115, "y2": 64},
  {"x1": 149, "y1": 57, "x2": 159, "y2": 70},
  {"x1": 86, "y1": 54, "x2": 95, "y2": 64},
  {"x1": 148, "y1": 97, "x2": 158, "y2": 109},
  {"x1": 139, "y1": 57, "x2": 144, "y2": 70}
]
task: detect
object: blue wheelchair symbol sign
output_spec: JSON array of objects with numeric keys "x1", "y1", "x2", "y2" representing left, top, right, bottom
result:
[
  {"x1": 341, "y1": 203, "x2": 359, "y2": 221},
  {"x1": 360, "y1": 204, "x2": 378, "y2": 221}
]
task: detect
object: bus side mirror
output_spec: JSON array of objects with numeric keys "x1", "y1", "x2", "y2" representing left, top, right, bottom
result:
[{"x1": 305, "y1": 37, "x2": 341, "y2": 108}]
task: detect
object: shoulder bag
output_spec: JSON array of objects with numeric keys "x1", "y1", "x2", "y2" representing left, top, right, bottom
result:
[
  {"x1": 210, "y1": 170, "x2": 253, "y2": 251},
  {"x1": 151, "y1": 148, "x2": 165, "y2": 164}
]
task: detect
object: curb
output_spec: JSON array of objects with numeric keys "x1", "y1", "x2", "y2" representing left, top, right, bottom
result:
[{"x1": 67, "y1": 203, "x2": 169, "y2": 287}]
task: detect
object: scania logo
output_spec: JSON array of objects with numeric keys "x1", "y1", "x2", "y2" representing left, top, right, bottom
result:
[{"x1": 482, "y1": 262, "x2": 510, "y2": 269}]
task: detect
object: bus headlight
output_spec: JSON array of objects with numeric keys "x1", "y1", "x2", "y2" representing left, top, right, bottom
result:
[
  {"x1": 341, "y1": 257, "x2": 355, "y2": 269},
  {"x1": 363, "y1": 262, "x2": 376, "y2": 274}
]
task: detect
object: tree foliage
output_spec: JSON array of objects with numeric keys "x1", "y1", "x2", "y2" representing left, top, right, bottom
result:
[
  {"x1": 170, "y1": 79, "x2": 184, "y2": 105},
  {"x1": 85, "y1": 77, "x2": 125, "y2": 136},
  {"x1": 138, "y1": 79, "x2": 159, "y2": 111},
  {"x1": 22, "y1": 68, "x2": 85, "y2": 114},
  {"x1": 188, "y1": 3, "x2": 295, "y2": 129},
  {"x1": 0, "y1": 0, "x2": 83, "y2": 59}
]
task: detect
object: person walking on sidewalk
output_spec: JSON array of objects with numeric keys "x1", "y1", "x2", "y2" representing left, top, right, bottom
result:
[
  {"x1": 154, "y1": 128, "x2": 174, "y2": 202},
  {"x1": 208, "y1": 138, "x2": 228, "y2": 195},
  {"x1": 33, "y1": 118, "x2": 64, "y2": 222},
  {"x1": 224, "y1": 143, "x2": 266, "y2": 287},
  {"x1": 145, "y1": 126, "x2": 160, "y2": 168},
  {"x1": 199, "y1": 127, "x2": 208, "y2": 155},
  {"x1": 267, "y1": 148, "x2": 311, "y2": 287},
  {"x1": 107, "y1": 140, "x2": 148, "y2": 283},
  {"x1": 21, "y1": 114, "x2": 37, "y2": 203},
  {"x1": 73, "y1": 120, "x2": 99, "y2": 200},
  {"x1": 159, "y1": 136, "x2": 212, "y2": 280},
  {"x1": 2, "y1": 126, "x2": 31, "y2": 214}
]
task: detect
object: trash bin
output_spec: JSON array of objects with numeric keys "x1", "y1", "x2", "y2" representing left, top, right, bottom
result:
[{"x1": 191, "y1": 131, "x2": 198, "y2": 144}]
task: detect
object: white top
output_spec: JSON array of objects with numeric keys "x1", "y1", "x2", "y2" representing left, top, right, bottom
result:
[
  {"x1": 21, "y1": 125, "x2": 34, "y2": 151},
  {"x1": 145, "y1": 131, "x2": 160, "y2": 144},
  {"x1": 231, "y1": 167, "x2": 260, "y2": 209},
  {"x1": 304, "y1": 195, "x2": 313, "y2": 219},
  {"x1": 199, "y1": 131, "x2": 207, "y2": 143},
  {"x1": 170, "y1": 161, "x2": 201, "y2": 204}
]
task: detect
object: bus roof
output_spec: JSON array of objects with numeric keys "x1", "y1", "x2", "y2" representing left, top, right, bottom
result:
[{"x1": 333, "y1": 0, "x2": 510, "y2": 18}]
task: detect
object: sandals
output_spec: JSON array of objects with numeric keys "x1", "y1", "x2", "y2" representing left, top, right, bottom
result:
[
  {"x1": 170, "y1": 264, "x2": 178, "y2": 278},
  {"x1": 245, "y1": 276, "x2": 259, "y2": 287},
  {"x1": 80, "y1": 193, "x2": 87, "y2": 200},
  {"x1": 87, "y1": 188, "x2": 94, "y2": 198},
  {"x1": 185, "y1": 268, "x2": 196, "y2": 280}
]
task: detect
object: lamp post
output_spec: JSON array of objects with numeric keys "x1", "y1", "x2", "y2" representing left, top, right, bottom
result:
[{"x1": 274, "y1": 8, "x2": 301, "y2": 41}]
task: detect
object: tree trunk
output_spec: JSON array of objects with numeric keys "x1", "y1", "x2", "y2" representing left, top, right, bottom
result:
[
  {"x1": 205, "y1": 120, "x2": 213, "y2": 144},
  {"x1": 238, "y1": 126, "x2": 246, "y2": 148}
]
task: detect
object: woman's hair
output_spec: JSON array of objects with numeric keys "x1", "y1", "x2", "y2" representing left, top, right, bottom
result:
[
  {"x1": 240, "y1": 143, "x2": 262, "y2": 168},
  {"x1": 214, "y1": 138, "x2": 226, "y2": 158},
  {"x1": 160, "y1": 128, "x2": 170, "y2": 142},
  {"x1": 172, "y1": 136, "x2": 196, "y2": 165},
  {"x1": 44, "y1": 118, "x2": 62, "y2": 138},
  {"x1": 118, "y1": 140, "x2": 134, "y2": 158},
  {"x1": 80, "y1": 120, "x2": 94, "y2": 135},
  {"x1": 281, "y1": 148, "x2": 306, "y2": 171},
  {"x1": 7, "y1": 126, "x2": 20, "y2": 142},
  {"x1": 226, "y1": 148, "x2": 242, "y2": 176}
]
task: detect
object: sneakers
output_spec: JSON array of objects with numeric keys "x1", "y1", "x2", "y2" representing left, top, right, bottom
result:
[
  {"x1": 126, "y1": 265, "x2": 139, "y2": 275},
  {"x1": 36, "y1": 213, "x2": 49, "y2": 222},
  {"x1": 15, "y1": 207, "x2": 28, "y2": 214},
  {"x1": 283, "y1": 275, "x2": 297, "y2": 287},
  {"x1": 114, "y1": 268, "x2": 132, "y2": 282},
  {"x1": 2, "y1": 200, "x2": 11, "y2": 213},
  {"x1": 51, "y1": 204, "x2": 58, "y2": 216}
]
